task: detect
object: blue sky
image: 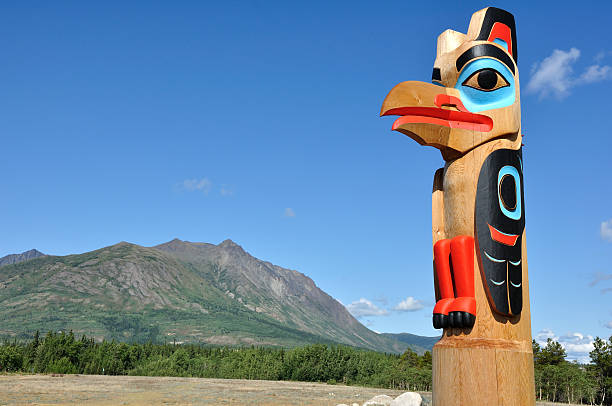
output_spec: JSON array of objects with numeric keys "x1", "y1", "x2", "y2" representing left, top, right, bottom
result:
[{"x1": 1, "y1": 1, "x2": 611, "y2": 361}]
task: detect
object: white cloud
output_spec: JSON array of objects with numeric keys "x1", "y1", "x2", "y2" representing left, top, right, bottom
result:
[
  {"x1": 578, "y1": 64, "x2": 611, "y2": 84},
  {"x1": 601, "y1": 219, "x2": 612, "y2": 242},
  {"x1": 535, "y1": 328, "x2": 557, "y2": 342},
  {"x1": 373, "y1": 295, "x2": 388, "y2": 306},
  {"x1": 535, "y1": 329, "x2": 594, "y2": 363},
  {"x1": 220, "y1": 187, "x2": 234, "y2": 196},
  {"x1": 594, "y1": 50, "x2": 612, "y2": 63},
  {"x1": 346, "y1": 298, "x2": 389, "y2": 319},
  {"x1": 559, "y1": 333, "x2": 595, "y2": 362},
  {"x1": 526, "y1": 48, "x2": 611, "y2": 99},
  {"x1": 182, "y1": 178, "x2": 212, "y2": 194},
  {"x1": 284, "y1": 208, "x2": 295, "y2": 218},
  {"x1": 527, "y1": 48, "x2": 580, "y2": 99},
  {"x1": 393, "y1": 296, "x2": 424, "y2": 312},
  {"x1": 605, "y1": 321, "x2": 612, "y2": 329},
  {"x1": 590, "y1": 271, "x2": 612, "y2": 287}
]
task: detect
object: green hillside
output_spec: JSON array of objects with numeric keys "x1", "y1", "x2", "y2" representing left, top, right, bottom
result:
[{"x1": 0, "y1": 239, "x2": 414, "y2": 353}]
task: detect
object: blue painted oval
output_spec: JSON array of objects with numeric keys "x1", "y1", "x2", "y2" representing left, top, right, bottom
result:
[{"x1": 497, "y1": 165, "x2": 521, "y2": 220}]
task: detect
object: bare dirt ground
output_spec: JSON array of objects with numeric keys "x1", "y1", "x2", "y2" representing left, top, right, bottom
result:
[
  {"x1": 0, "y1": 374, "x2": 411, "y2": 406},
  {"x1": 0, "y1": 374, "x2": 578, "y2": 405}
]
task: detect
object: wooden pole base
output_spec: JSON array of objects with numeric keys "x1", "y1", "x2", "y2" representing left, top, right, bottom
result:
[{"x1": 433, "y1": 336, "x2": 535, "y2": 405}]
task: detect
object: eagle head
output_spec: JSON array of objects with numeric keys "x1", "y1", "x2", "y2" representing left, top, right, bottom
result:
[{"x1": 381, "y1": 7, "x2": 521, "y2": 161}]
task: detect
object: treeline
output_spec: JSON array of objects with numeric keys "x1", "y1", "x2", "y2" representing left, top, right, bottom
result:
[
  {"x1": 0, "y1": 331, "x2": 431, "y2": 391},
  {"x1": 1, "y1": 331, "x2": 611, "y2": 404},
  {"x1": 533, "y1": 337, "x2": 612, "y2": 405}
]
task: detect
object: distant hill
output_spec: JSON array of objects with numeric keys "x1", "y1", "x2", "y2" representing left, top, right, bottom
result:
[
  {"x1": 0, "y1": 238, "x2": 415, "y2": 353},
  {"x1": 380, "y1": 333, "x2": 440, "y2": 354},
  {"x1": 0, "y1": 249, "x2": 46, "y2": 267}
]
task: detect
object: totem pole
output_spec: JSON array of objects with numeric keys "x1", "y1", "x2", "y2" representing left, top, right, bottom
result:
[{"x1": 380, "y1": 7, "x2": 535, "y2": 405}]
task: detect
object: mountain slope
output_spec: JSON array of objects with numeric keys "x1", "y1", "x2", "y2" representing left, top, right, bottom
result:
[
  {"x1": 0, "y1": 249, "x2": 46, "y2": 267},
  {"x1": 380, "y1": 333, "x2": 440, "y2": 354},
  {"x1": 0, "y1": 239, "x2": 409, "y2": 353},
  {"x1": 154, "y1": 239, "x2": 406, "y2": 352}
]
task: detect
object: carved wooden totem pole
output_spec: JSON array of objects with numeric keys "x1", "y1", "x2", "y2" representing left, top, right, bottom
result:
[{"x1": 380, "y1": 7, "x2": 535, "y2": 405}]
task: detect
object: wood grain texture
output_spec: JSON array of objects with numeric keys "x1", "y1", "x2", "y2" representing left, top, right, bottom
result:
[
  {"x1": 433, "y1": 346, "x2": 498, "y2": 406},
  {"x1": 432, "y1": 138, "x2": 535, "y2": 406},
  {"x1": 432, "y1": 168, "x2": 446, "y2": 245},
  {"x1": 437, "y1": 30, "x2": 467, "y2": 58},
  {"x1": 430, "y1": 12, "x2": 532, "y2": 397},
  {"x1": 380, "y1": 6, "x2": 534, "y2": 405}
]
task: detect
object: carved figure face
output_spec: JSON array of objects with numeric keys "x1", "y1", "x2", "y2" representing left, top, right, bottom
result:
[{"x1": 380, "y1": 7, "x2": 521, "y2": 161}]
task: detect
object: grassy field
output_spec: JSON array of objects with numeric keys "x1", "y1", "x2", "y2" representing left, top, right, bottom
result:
[{"x1": 0, "y1": 374, "x2": 583, "y2": 405}]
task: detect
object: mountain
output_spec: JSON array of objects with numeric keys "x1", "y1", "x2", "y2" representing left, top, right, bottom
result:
[
  {"x1": 0, "y1": 249, "x2": 46, "y2": 267},
  {"x1": 380, "y1": 333, "x2": 440, "y2": 354},
  {"x1": 0, "y1": 238, "x2": 411, "y2": 353}
]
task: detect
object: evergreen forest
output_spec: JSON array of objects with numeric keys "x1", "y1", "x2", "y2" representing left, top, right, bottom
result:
[{"x1": 1, "y1": 331, "x2": 611, "y2": 404}]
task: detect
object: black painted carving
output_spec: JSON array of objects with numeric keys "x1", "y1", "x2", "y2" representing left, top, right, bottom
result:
[
  {"x1": 499, "y1": 174, "x2": 516, "y2": 209},
  {"x1": 475, "y1": 7, "x2": 518, "y2": 63},
  {"x1": 475, "y1": 148, "x2": 525, "y2": 316},
  {"x1": 432, "y1": 67, "x2": 442, "y2": 82},
  {"x1": 456, "y1": 44, "x2": 516, "y2": 75}
]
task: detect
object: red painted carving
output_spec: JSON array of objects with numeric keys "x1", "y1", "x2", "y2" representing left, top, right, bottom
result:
[
  {"x1": 487, "y1": 22, "x2": 513, "y2": 56},
  {"x1": 487, "y1": 223, "x2": 519, "y2": 246},
  {"x1": 433, "y1": 235, "x2": 476, "y2": 328},
  {"x1": 383, "y1": 107, "x2": 493, "y2": 132}
]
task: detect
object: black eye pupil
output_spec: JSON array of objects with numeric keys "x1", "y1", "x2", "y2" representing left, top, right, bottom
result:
[
  {"x1": 500, "y1": 175, "x2": 516, "y2": 210},
  {"x1": 477, "y1": 69, "x2": 498, "y2": 89}
]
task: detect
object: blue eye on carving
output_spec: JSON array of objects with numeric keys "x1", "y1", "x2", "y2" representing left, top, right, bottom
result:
[
  {"x1": 455, "y1": 58, "x2": 515, "y2": 112},
  {"x1": 497, "y1": 165, "x2": 521, "y2": 220}
]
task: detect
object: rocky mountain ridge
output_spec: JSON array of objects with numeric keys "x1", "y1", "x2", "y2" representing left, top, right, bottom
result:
[
  {"x1": 0, "y1": 249, "x2": 46, "y2": 267},
  {"x1": 0, "y1": 239, "x2": 433, "y2": 353}
]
